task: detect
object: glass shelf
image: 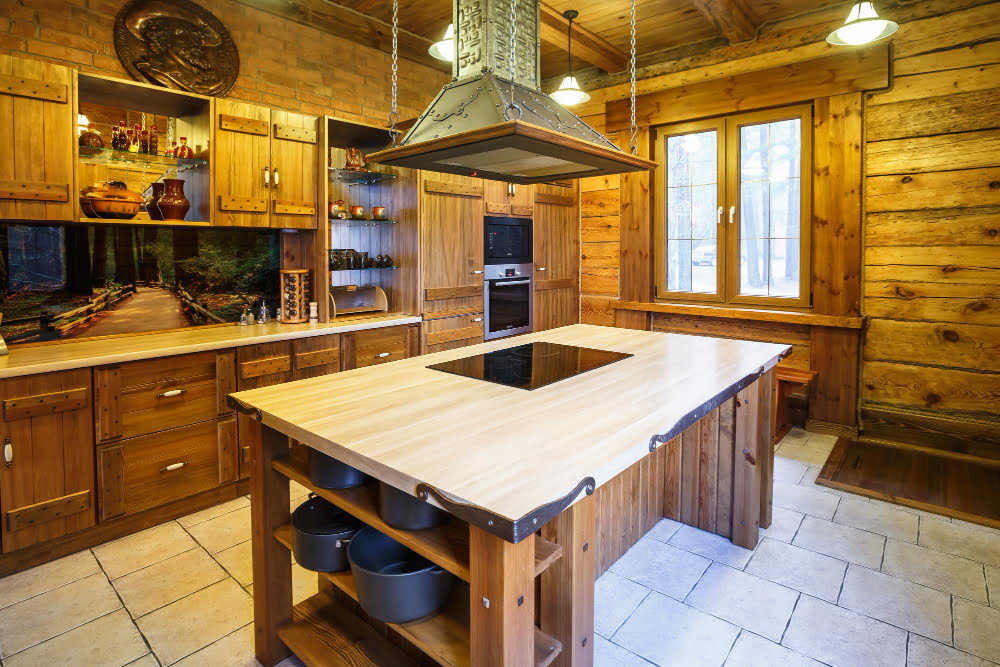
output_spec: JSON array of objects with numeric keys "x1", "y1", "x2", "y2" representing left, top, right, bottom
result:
[
  {"x1": 329, "y1": 218, "x2": 398, "y2": 227},
  {"x1": 79, "y1": 147, "x2": 207, "y2": 172},
  {"x1": 330, "y1": 266, "x2": 397, "y2": 273},
  {"x1": 329, "y1": 168, "x2": 396, "y2": 186}
]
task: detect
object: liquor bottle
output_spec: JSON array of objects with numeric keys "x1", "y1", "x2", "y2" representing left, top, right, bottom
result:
[
  {"x1": 110, "y1": 125, "x2": 119, "y2": 150},
  {"x1": 79, "y1": 123, "x2": 103, "y2": 148},
  {"x1": 174, "y1": 137, "x2": 194, "y2": 158},
  {"x1": 166, "y1": 141, "x2": 176, "y2": 158},
  {"x1": 125, "y1": 129, "x2": 135, "y2": 152},
  {"x1": 118, "y1": 121, "x2": 127, "y2": 149},
  {"x1": 148, "y1": 124, "x2": 158, "y2": 155},
  {"x1": 139, "y1": 130, "x2": 149, "y2": 154},
  {"x1": 130, "y1": 124, "x2": 141, "y2": 152}
]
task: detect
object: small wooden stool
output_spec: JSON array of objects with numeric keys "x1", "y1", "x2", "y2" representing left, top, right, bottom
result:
[{"x1": 772, "y1": 367, "x2": 818, "y2": 444}]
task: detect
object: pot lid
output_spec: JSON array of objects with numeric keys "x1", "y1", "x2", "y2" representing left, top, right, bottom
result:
[{"x1": 292, "y1": 495, "x2": 362, "y2": 535}]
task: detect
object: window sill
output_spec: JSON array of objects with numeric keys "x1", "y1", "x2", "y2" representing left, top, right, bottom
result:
[{"x1": 614, "y1": 301, "x2": 864, "y2": 329}]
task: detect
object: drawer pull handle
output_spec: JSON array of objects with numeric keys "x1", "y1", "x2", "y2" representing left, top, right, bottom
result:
[
  {"x1": 472, "y1": 317, "x2": 483, "y2": 322},
  {"x1": 470, "y1": 270, "x2": 483, "y2": 275},
  {"x1": 156, "y1": 389, "x2": 187, "y2": 398},
  {"x1": 4, "y1": 437, "x2": 12, "y2": 468},
  {"x1": 375, "y1": 352, "x2": 392, "y2": 358},
  {"x1": 160, "y1": 461, "x2": 189, "y2": 473}
]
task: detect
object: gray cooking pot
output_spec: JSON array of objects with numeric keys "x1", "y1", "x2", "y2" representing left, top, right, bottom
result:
[{"x1": 292, "y1": 494, "x2": 362, "y2": 572}]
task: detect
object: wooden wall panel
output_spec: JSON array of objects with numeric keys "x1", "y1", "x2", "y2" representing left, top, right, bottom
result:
[
  {"x1": 863, "y1": 361, "x2": 1000, "y2": 415},
  {"x1": 865, "y1": 208, "x2": 1000, "y2": 246},
  {"x1": 865, "y1": 319, "x2": 1000, "y2": 372}
]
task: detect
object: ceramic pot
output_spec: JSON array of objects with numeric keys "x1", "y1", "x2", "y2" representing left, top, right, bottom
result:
[
  {"x1": 80, "y1": 181, "x2": 142, "y2": 220},
  {"x1": 145, "y1": 182, "x2": 165, "y2": 220},
  {"x1": 349, "y1": 205, "x2": 365, "y2": 219},
  {"x1": 157, "y1": 178, "x2": 190, "y2": 221},
  {"x1": 371, "y1": 206, "x2": 386, "y2": 220}
]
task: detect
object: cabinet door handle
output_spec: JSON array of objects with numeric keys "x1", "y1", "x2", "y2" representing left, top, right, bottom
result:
[
  {"x1": 160, "y1": 461, "x2": 188, "y2": 473},
  {"x1": 472, "y1": 317, "x2": 482, "y2": 322},
  {"x1": 511, "y1": 183, "x2": 516, "y2": 196},
  {"x1": 470, "y1": 270, "x2": 483, "y2": 275},
  {"x1": 537, "y1": 267, "x2": 546, "y2": 271},
  {"x1": 264, "y1": 166, "x2": 270, "y2": 188},
  {"x1": 729, "y1": 205, "x2": 736, "y2": 224},
  {"x1": 156, "y1": 388, "x2": 187, "y2": 398},
  {"x1": 4, "y1": 437, "x2": 11, "y2": 468},
  {"x1": 375, "y1": 352, "x2": 392, "y2": 358},
  {"x1": 273, "y1": 168, "x2": 279, "y2": 190},
  {"x1": 717, "y1": 206, "x2": 723, "y2": 224}
]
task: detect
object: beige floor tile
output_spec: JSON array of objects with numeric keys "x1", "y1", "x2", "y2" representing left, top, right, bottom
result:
[
  {"x1": 293, "y1": 562, "x2": 319, "y2": 605},
  {"x1": 782, "y1": 595, "x2": 907, "y2": 667},
  {"x1": 685, "y1": 563, "x2": 798, "y2": 642},
  {"x1": 289, "y1": 479, "x2": 311, "y2": 500},
  {"x1": 779, "y1": 428, "x2": 811, "y2": 446},
  {"x1": 868, "y1": 499, "x2": 951, "y2": 521},
  {"x1": 792, "y1": 516, "x2": 885, "y2": 569},
  {"x1": 834, "y1": 497, "x2": 918, "y2": 543},
  {"x1": 668, "y1": 524, "x2": 755, "y2": 569},
  {"x1": 214, "y1": 539, "x2": 253, "y2": 586},
  {"x1": 803, "y1": 433, "x2": 838, "y2": 452},
  {"x1": 773, "y1": 456, "x2": 809, "y2": 483},
  {"x1": 185, "y1": 506, "x2": 251, "y2": 554},
  {"x1": 0, "y1": 572, "x2": 121, "y2": 658},
  {"x1": 594, "y1": 635, "x2": 649, "y2": 666},
  {"x1": 774, "y1": 443, "x2": 830, "y2": 466},
  {"x1": 0, "y1": 550, "x2": 100, "y2": 611},
  {"x1": 773, "y1": 481, "x2": 840, "y2": 520},
  {"x1": 725, "y1": 631, "x2": 824, "y2": 667},
  {"x1": 839, "y1": 565, "x2": 952, "y2": 643},
  {"x1": 595, "y1": 571, "x2": 649, "y2": 638},
  {"x1": 920, "y1": 518, "x2": 1000, "y2": 567},
  {"x1": 987, "y1": 565, "x2": 999, "y2": 608},
  {"x1": 951, "y1": 519, "x2": 1000, "y2": 536},
  {"x1": 759, "y1": 506, "x2": 804, "y2": 543},
  {"x1": 799, "y1": 466, "x2": 870, "y2": 499},
  {"x1": 177, "y1": 497, "x2": 249, "y2": 529},
  {"x1": 954, "y1": 597, "x2": 1000, "y2": 663},
  {"x1": 4, "y1": 609, "x2": 147, "y2": 667},
  {"x1": 646, "y1": 517, "x2": 682, "y2": 542},
  {"x1": 113, "y1": 548, "x2": 228, "y2": 618},
  {"x1": 94, "y1": 523, "x2": 197, "y2": 580},
  {"x1": 907, "y1": 634, "x2": 995, "y2": 667},
  {"x1": 174, "y1": 624, "x2": 255, "y2": 667},
  {"x1": 608, "y1": 536, "x2": 710, "y2": 601},
  {"x1": 126, "y1": 655, "x2": 161, "y2": 667},
  {"x1": 882, "y1": 539, "x2": 988, "y2": 603},
  {"x1": 745, "y1": 538, "x2": 847, "y2": 602},
  {"x1": 137, "y1": 578, "x2": 253, "y2": 666},
  {"x1": 612, "y1": 591, "x2": 739, "y2": 666}
]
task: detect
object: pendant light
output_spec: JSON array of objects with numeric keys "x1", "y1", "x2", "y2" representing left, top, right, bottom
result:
[
  {"x1": 827, "y1": 2, "x2": 898, "y2": 46},
  {"x1": 550, "y1": 10, "x2": 591, "y2": 106},
  {"x1": 428, "y1": 23, "x2": 455, "y2": 61}
]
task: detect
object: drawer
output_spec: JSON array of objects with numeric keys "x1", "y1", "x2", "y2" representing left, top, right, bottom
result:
[
  {"x1": 95, "y1": 351, "x2": 234, "y2": 443},
  {"x1": 97, "y1": 417, "x2": 237, "y2": 520},
  {"x1": 292, "y1": 334, "x2": 340, "y2": 380},
  {"x1": 423, "y1": 313, "x2": 484, "y2": 353},
  {"x1": 343, "y1": 325, "x2": 412, "y2": 370}
]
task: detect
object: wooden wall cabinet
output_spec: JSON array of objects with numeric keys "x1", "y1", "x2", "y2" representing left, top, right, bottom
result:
[
  {"x1": 534, "y1": 184, "x2": 580, "y2": 331},
  {"x1": 0, "y1": 55, "x2": 75, "y2": 222},
  {"x1": 214, "y1": 99, "x2": 318, "y2": 229},
  {"x1": 484, "y1": 181, "x2": 533, "y2": 217},
  {"x1": 0, "y1": 369, "x2": 95, "y2": 552}
]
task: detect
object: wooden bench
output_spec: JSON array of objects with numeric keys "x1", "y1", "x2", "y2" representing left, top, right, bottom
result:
[{"x1": 772, "y1": 366, "x2": 818, "y2": 444}]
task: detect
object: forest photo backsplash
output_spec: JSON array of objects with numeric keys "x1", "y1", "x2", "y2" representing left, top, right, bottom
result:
[{"x1": 0, "y1": 224, "x2": 280, "y2": 344}]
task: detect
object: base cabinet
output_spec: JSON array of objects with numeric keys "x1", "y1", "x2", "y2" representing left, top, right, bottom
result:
[
  {"x1": 0, "y1": 369, "x2": 95, "y2": 552},
  {"x1": 422, "y1": 313, "x2": 484, "y2": 354},
  {"x1": 341, "y1": 325, "x2": 419, "y2": 370}
]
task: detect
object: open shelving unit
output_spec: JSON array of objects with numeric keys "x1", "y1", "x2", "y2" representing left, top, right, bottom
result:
[{"x1": 271, "y1": 456, "x2": 564, "y2": 667}]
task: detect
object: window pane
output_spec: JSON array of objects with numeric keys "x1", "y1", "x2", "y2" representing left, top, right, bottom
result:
[
  {"x1": 738, "y1": 118, "x2": 802, "y2": 298},
  {"x1": 665, "y1": 130, "x2": 717, "y2": 294}
]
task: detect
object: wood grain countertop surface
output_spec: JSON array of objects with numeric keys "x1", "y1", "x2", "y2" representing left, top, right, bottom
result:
[
  {"x1": 231, "y1": 324, "x2": 789, "y2": 526},
  {"x1": 0, "y1": 314, "x2": 421, "y2": 378}
]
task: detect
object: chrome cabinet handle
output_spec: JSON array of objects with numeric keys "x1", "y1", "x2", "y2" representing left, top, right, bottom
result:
[
  {"x1": 729, "y1": 205, "x2": 736, "y2": 224},
  {"x1": 156, "y1": 388, "x2": 187, "y2": 398},
  {"x1": 264, "y1": 166, "x2": 270, "y2": 187},
  {"x1": 537, "y1": 267, "x2": 546, "y2": 271},
  {"x1": 160, "y1": 461, "x2": 188, "y2": 473},
  {"x1": 273, "y1": 168, "x2": 279, "y2": 190},
  {"x1": 470, "y1": 270, "x2": 483, "y2": 275},
  {"x1": 472, "y1": 317, "x2": 482, "y2": 322},
  {"x1": 376, "y1": 352, "x2": 392, "y2": 358},
  {"x1": 717, "y1": 206, "x2": 723, "y2": 224},
  {"x1": 4, "y1": 437, "x2": 11, "y2": 468},
  {"x1": 512, "y1": 183, "x2": 516, "y2": 196}
]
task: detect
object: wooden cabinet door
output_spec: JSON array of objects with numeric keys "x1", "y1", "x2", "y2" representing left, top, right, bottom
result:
[
  {"x1": 0, "y1": 55, "x2": 74, "y2": 221},
  {"x1": 236, "y1": 342, "x2": 292, "y2": 478},
  {"x1": 483, "y1": 180, "x2": 511, "y2": 216},
  {"x1": 214, "y1": 99, "x2": 270, "y2": 227},
  {"x1": 421, "y1": 174, "x2": 485, "y2": 308},
  {"x1": 423, "y1": 312, "x2": 484, "y2": 354},
  {"x1": 510, "y1": 182, "x2": 534, "y2": 217},
  {"x1": 0, "y1": 369, "x2": 94, "y2": 552},
  {"x1": 292, "y1": 334, "x2": 341, "y2": 380},
  {"x1": 269, "y1": 110, "x2": 319, "y2": 229},
  {"x1": 534, "y1": 185, "x2": 579, "y2": 331}
]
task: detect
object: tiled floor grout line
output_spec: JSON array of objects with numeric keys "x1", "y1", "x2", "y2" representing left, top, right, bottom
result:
[
  {"x1": 0, "y1": 606, "x2": 128, "y2": 664},
  {"x1": 0, "y1": 561, "x2": 102, "y2": 615},
  {"x1": 777, "y1": 592, "x2": 801, "y2": 645},
  {"x1": 91, "y1": 544, "x2": 160, "y2": 664},
  {"x1": 719, "y1": 628, "x2": 742, "y2": 666},
  {"x1": 609, "y1": 589, "x2": 651, "y2": 640}
]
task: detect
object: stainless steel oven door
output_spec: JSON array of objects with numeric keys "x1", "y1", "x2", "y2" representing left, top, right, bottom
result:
[{"x1": 484, "y1": 277, "x2": 533, "y2": 340}]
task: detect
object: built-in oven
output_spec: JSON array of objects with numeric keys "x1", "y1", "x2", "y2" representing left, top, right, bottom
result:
[
  {"x1": 484, "y1": 263, "x2": 533, "y2": 341},
  {"x1": 485, "y1": 216, "x2": 532, "y2": 265}
]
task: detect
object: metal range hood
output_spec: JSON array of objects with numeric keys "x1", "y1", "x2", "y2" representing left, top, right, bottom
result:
[{"x1": 366, "y1": 0, "x2": 656, "y2": 184}]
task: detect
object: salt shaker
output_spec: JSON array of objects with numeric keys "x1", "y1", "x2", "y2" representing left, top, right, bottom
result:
[{"x1": 309, "y1": 301, "x2": 319, "y2": 323}]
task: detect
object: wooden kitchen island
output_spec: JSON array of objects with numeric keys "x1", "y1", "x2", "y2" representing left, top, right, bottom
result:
[{"x1": 229, "y1": 324, "x2": 787, "y2": 667}]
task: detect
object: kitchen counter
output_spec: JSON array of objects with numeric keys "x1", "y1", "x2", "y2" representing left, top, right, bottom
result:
[{"x1": 0, "y1": 313, "x2": 421, "y2": 378}]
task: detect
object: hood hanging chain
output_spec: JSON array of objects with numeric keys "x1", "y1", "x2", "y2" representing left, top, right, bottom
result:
[
  {"x1": 629, "y1": 0, "x2": 638, "y2": 155},
  {"x1": 503, "y1": 0, "x2": 522, "y2": 120},
  {"x1": 389, "y1": 0, "x2": 399, "y2": 146}
]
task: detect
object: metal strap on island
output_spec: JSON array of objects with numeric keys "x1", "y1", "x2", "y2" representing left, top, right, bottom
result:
[
  {"x1": 417, "y1": 476, "x2": 595, "y2": 544},
  {"x1": 227, "y1": 394, "x2": 262, "y2": 420}
]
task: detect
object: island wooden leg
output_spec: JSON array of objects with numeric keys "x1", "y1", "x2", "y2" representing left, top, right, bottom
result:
[
  {"x1": 732, "y1": 381, "x2": 762, "y2": 549},
  {"x1": 470, "y1": 526, "x2": 536, "y2": 666},
  {"x1": 250, "y1": 422, "x2": 292, "y2": 666},
  {"x1": 541, "y1": 494, "x2": 596, "y2": 667},
  {"x1": 758, "y1": 369, "x2": 775, "y2": 529}
]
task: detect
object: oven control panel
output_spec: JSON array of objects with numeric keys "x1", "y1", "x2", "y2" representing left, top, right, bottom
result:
[{"x1": 486, "y1": 263, "x2": 532, "y2": 281}]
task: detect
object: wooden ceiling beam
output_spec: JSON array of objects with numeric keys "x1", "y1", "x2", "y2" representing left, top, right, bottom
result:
[
  {"x1": 689, "y1": 0, "x2": 759, "y2": 44},
  {"x1": 235, "y1": 0, "x2": 449, "y2": 71},
  {"x1": 538, "y1": 3, "x2": 629, "y2": 74}
]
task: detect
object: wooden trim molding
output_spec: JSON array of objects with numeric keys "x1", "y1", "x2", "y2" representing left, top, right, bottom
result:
[
  {"x1": 425, "y1": 285, "x2": 484, "y2": 301},
  {"x1": 273, "y1": 124, "x2": 317, "y2": 143},
  {"x1": 535, "y1": 278, "x2": 576, "y2": 291},
  {"x1": 0, "y1": 180, "x2": 69, "y2": 202},
  {"x1": 294, "y1": 348, "x2": 340, "y2": 370},
  {"x1": 219, "y1": 195, "x2": 267, "y2": 212},
  {"x1": 218, "y1": 114, "x2": 269, "y2": 135},
  {"x1": 0, "y1": 73, "x2": 68, "y2": 102},
  {"x1": 535, "y1": 192, "x2": 576, "y2": 206},
  {"x1": 272, "y1": 200, "x2": 316, "y2": 215},
  {"x1": 615, "y1": 301, "x2": 864, "y2": 329},
  {"x1": 240, "y1": 355, "x2": 292, "y2": 380},
  {"x1": 425, "y1": 325, "x2": 484, "y2": 347},
  {"x1": 3, "y1": 387, "x2": 88, "y2": 421},
  {"x1": 6, "y1": 491, "x2": 91, "y2": 532},
  {"x1": 423, "y1": 179, "x2": 484, "y2": 197}
]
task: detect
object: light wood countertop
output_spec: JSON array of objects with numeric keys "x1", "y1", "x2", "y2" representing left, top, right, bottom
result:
[
  {"x1": 231, "y1": 324, "x2": 788, "y2": 528},
  {"x1": 0, "y1": 314, "x2": 421, "y2": 378}
]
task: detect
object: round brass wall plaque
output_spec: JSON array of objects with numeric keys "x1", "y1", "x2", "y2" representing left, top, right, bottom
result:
[{"x1": 113, "y1": 0, "x2": 239, "y2": 97}]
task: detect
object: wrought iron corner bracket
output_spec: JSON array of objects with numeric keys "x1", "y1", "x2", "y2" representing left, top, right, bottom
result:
[{"x1": 226, "y1": 395, "x2": 261, "y2": 420}]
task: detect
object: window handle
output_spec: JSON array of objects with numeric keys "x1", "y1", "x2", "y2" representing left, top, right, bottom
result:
[
  {"x1": 717, "y1": 206, "x2": 723, "y2": 224},
  {"x1": 729, "y1": 205, "x2": 736, "y2": 224}
]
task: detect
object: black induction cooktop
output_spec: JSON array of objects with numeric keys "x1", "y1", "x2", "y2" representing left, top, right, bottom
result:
[{"x1": 427, "y1": 341, "x2": 633, "y2": 390}]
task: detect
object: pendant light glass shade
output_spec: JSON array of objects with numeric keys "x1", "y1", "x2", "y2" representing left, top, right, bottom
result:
[
  {"x1": 551, "y1": 76, "x2": 591, "y2": 106},
  {"x1": 428, "y1": 23, "x2": 455, "y2": 61},
  {"x1": 827, "y1": 2, "x2": 898, "y2": 45}
]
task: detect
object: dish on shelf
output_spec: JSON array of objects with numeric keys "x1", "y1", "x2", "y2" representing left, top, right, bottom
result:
[{"x1": 79, "y1": 181, "x2": 143, "y2": 219}]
